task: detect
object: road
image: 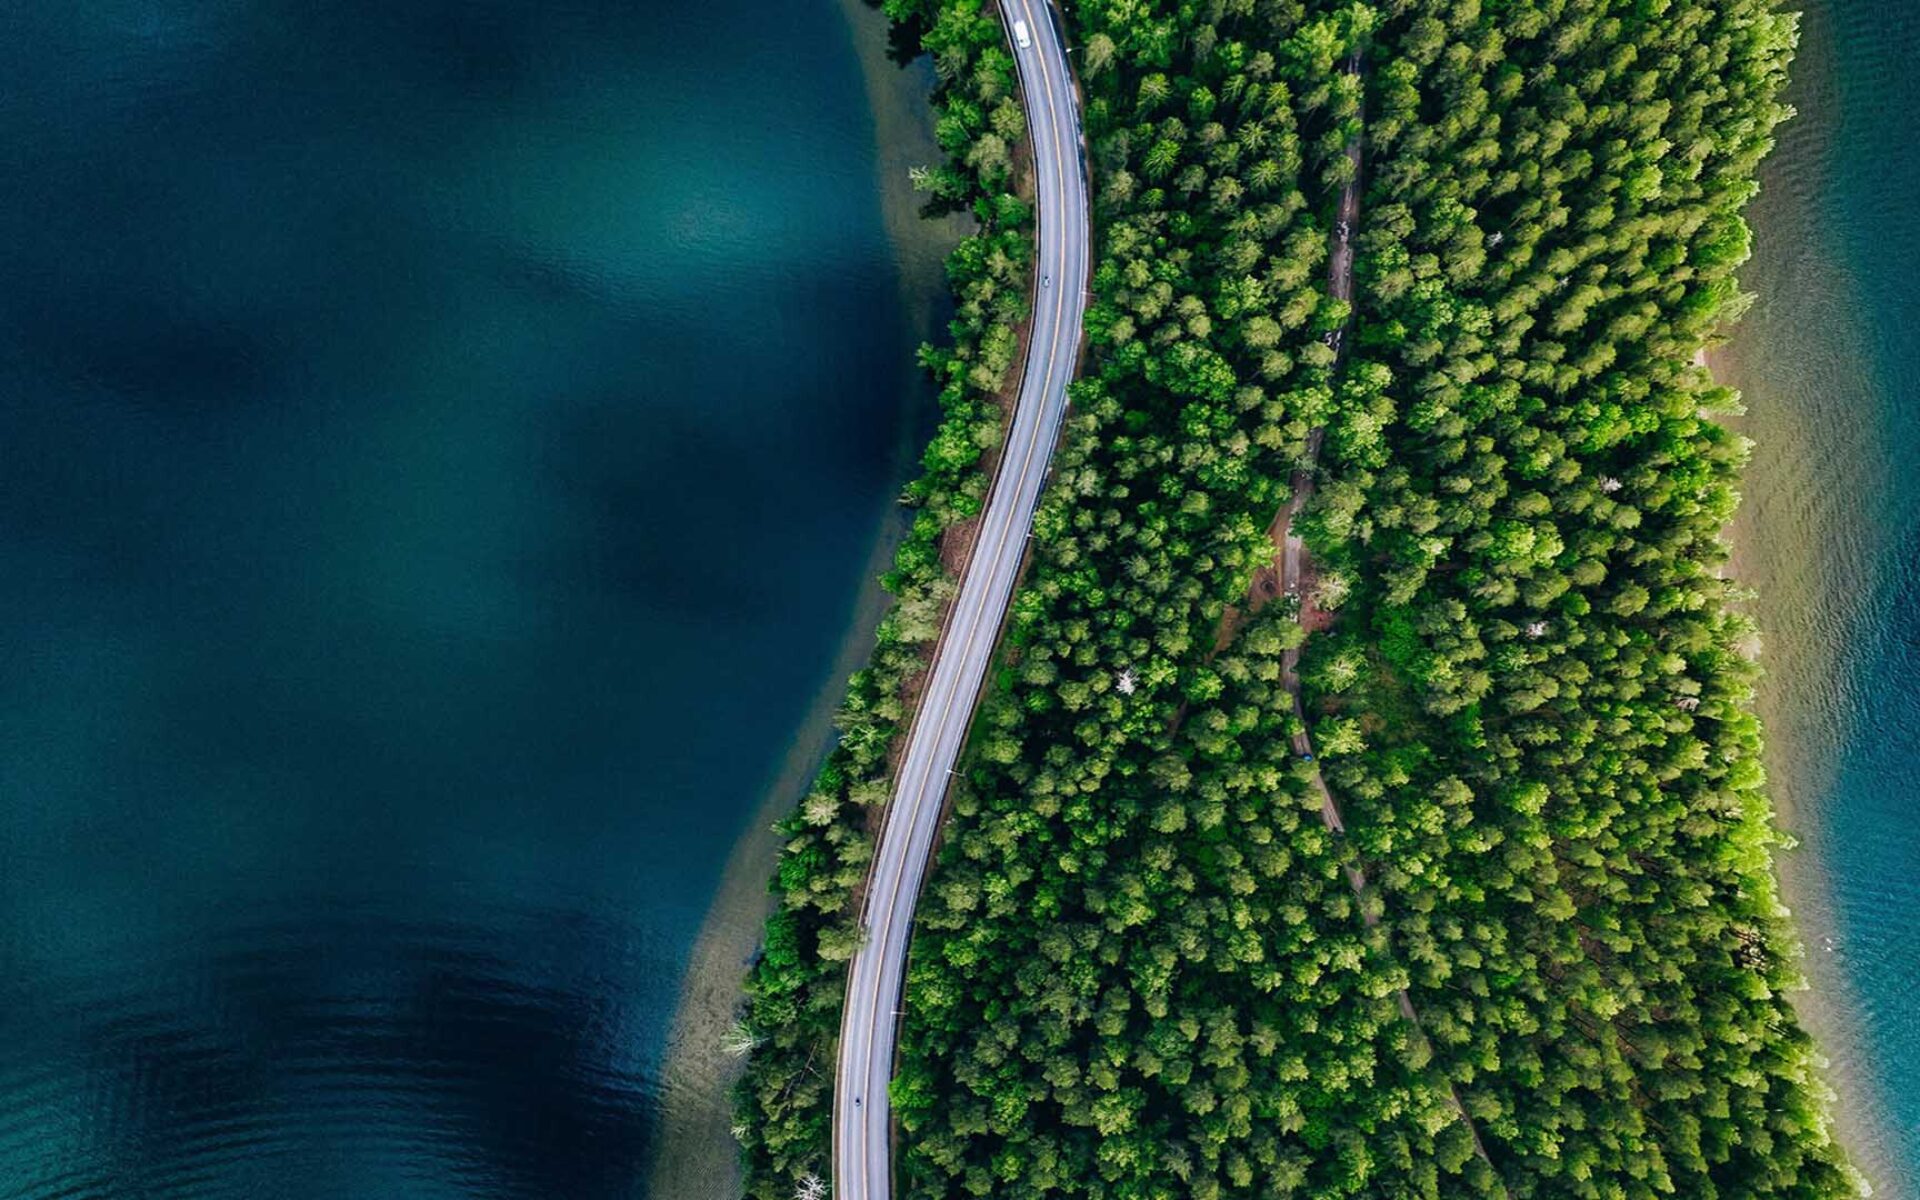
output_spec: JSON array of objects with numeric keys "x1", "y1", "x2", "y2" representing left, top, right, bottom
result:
[
  {"x1": 831, "y1": 2, "x2": 1089, "y2": 1197},
  {"x1": 1279, "y1": 45, "x2": 1364, "y2": 781},
  {"x1": 1277, "y1": 50, "x2": 1504, "y2": 1183}
]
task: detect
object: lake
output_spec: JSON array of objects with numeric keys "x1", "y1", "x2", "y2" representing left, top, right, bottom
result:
[
  {"x1": 0, "y1": 1, "x2": 940, "y2": 1196},
  {"x1": 1722, "y1": 0, "x2": 1920, "y2": 1193}
]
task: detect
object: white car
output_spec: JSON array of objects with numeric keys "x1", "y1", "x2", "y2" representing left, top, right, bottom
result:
[{"x1": 1013, "y1": 18, "x2": 1032, "y2": 49}]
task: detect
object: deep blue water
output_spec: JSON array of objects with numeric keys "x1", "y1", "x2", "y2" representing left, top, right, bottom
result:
[
  {"x1": 1725, "y1": 0, "x2": 1920, "y2": 1193},
  {"x1": 0, "y1": 1, "x2": 926, "y2": 1196}
]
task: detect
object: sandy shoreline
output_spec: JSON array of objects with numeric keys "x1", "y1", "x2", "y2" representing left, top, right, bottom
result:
[
  {"x1": 1696, "y1": 24, "x2": 1910, "y2": 1179},
  {"x1": 642, "y1": 533, "x2": 899, "y2": 1200},
  {"x1": 1714, "y1": 321, "x2": 1893, "y2": 1195},
  {"x1": 641, "y1": 5, "x2": 959, "y2": 1195},
  {"x1": 647, "y1": 13, "x2": 1895, "y2": 1196}
]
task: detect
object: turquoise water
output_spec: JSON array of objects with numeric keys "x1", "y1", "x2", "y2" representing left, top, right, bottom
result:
[
  {"x1": 0, "y1": 1, "x2": 931, "y2": 1195},
  {"x1": 1723, "y1": 0, "x2": 1919, "y2": 1193}
]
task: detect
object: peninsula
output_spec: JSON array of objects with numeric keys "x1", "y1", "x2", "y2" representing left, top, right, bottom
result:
[{"x1": 736, "y1": 1, "x2": 1862, "y2": 1197}]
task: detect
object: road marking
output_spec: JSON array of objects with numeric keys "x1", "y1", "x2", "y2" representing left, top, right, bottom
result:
[{"x1": 836, "y1": 1, "x2": 1087, "y2": 1196}]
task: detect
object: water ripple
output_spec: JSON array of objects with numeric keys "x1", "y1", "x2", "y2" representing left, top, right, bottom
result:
[
  {"x1": 1726, "y1": 0, "x2": 1920, "y2": 1191},
  {"x1": 0, "y1": 903, "x2": 672, "y2": 1199}
]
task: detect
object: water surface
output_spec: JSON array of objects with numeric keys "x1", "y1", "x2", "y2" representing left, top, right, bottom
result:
[
  {"x1": 1722, "y1": 0, "x2": 1920, "y2": 1192},
  {"x1": 0, "y1": 1, "x2": 932, "y2": 1195}
]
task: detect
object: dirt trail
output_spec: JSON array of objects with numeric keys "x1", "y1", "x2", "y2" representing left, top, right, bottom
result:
[{"x1": 1260, "y1": 47, "x2": 1508, "y2": 1184}]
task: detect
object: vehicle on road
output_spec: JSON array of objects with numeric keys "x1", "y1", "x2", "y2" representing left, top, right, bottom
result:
[{"x1": 832, "y1": 3, "x2": 1089, "y2": 1198}]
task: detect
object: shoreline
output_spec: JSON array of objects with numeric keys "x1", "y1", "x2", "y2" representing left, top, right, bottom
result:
[
  {"x1": 641, "y1": 3, "x2": 959, "y2": 1194},
  {"x1": 646, "y1": 4, "x2": 1901, "y2": 1194},
  {"x1": 1702, "y1": 7, "x2": 1909, "y2": 1189},
  {"x1": 1715, "y1": 334, "x2": 1894, "y2": 1197},
  {"x1": 642, "y1": 524, "x2": 901, "y2": 1200}
]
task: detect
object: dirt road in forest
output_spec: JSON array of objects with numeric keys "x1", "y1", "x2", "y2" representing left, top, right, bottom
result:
[{"x1": 1273, "y1": 47, "x2": 1507, "y2": 1182}]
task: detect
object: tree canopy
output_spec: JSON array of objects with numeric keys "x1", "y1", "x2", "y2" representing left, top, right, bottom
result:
[{"x1": 736, "y1": 1, "x2": 1860, "y2": 1198}]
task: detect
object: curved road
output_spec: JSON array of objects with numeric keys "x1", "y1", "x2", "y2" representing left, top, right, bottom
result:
[{"x1": 832, "y1": 2, "x2": 1089, "y2": 1197}]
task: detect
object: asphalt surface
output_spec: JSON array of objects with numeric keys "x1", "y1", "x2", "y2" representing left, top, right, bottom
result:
[{"x1": 831, "y1": 2, "x2": 1089, "y2": 1197}]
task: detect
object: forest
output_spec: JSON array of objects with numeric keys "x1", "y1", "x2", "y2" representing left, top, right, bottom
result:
[{"x1": 736, "y1": 0, "x2": 1861, "y2": 1198}]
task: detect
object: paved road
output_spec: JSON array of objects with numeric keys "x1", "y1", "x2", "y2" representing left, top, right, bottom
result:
[{"x1": 832, "y1": 2, "x2": 1088, "y2": 1197}]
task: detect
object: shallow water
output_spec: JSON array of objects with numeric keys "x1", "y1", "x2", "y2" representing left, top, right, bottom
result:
[
  {"x1": 0, "y1": 1, "x2": 932, "y2": 1195},
  {"x1": 1722, "y1": 0, "x2": 1920, "y2": 1193}
]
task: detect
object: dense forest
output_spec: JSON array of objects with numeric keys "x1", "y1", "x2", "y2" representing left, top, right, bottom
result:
[{"x1": 736, "y1": 0, "x2": 1861, "y2": 1198}]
